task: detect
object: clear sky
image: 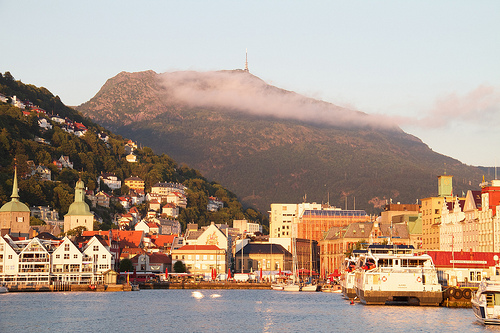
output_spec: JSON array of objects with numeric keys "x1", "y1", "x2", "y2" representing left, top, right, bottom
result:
[{"x1": 1, "y1": 0, "x2": 499, "y2": 167}]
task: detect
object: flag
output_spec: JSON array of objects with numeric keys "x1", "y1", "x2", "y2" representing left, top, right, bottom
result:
[
  {"x1": 260, "y1": 267, "x2": 263, "y2": 281},
  {"x1": 228, "y1": 268, "x2": 232, "y2": 280},
  {"x1": 165, "y1": 267, "x2": 168, "y2": 280}
]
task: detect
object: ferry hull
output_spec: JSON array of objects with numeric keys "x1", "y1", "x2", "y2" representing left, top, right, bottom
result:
[
  {"x1": 342, "y1": 286, "x2": 356, "y2": 300},
  {"x1": 358, "y1": 289, "x2": 442, "y2": 306}
]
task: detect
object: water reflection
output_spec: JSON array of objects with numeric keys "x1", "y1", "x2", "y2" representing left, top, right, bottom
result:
[{"x1": 0, "y1": 289, "x2": 492, "y2": 332}]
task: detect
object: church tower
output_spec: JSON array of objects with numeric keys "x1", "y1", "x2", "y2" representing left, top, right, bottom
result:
[
  {"x1": 64, "y1": 178, "x2": 94, "y2": 232},
  {"x1": 0, "y1": 165, "x2": 30, "y2": 237}
]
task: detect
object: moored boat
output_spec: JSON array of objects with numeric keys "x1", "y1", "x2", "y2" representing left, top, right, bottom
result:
[
  {"x1": 355, "y1": 245, "x2": 442, "y2": 306},
  {"x1": 472, "y1": 277, "x2": 500, "y2": 325},
  {"x1": 0, "y1": 285, "x2": 8, "y2": 293},
  {"x1": 301, "y1": 283, "x2": 319, "y2": 292},
  {"x1": 341, "y1": 253, "x2": 363, "y2": 300}
]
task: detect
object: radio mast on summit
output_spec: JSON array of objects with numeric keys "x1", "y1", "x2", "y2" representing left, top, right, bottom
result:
[{"x1": 244, "y1": 49, "x2": 249, "y2": 72}]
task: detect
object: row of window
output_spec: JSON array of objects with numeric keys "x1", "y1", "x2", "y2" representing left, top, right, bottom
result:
[{"x1": 174, "y1": 255, "x2": 222, "y2": 261}]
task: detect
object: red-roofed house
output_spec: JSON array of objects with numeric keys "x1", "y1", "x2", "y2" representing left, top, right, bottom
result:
[
  {"x1": 117, "y1": 213, "x2": 134, "y2": 230},
  {"x1": 135, "y1": 220, "x2": 160, "y2": 235},
  {"x1": 151, "y1": 234, "x2": 177, "y2": 254},
  {"x1": 118, "y1": 196, "x2": 131, "y2": 210},
  {"x1": 131, "y1": 252, "x2": 172, "y2": 273},
  {"x1": 83, "y1": 230, "x2": 144, "y2": 252},
  {"x1": 162, "y1": 202, "x2": 179, "y2": 218},
  {"x1": 149, "y1": 199, "x2": 161, "y2": 212},
  {"x1": 120, "y1": 247, "x2": 146, "y2": 260},
  {"x1": 165, "y1": 192, "x2": 187, "y2": 208}
]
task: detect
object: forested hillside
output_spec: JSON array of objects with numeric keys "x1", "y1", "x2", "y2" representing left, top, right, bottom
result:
[
  {"x1": 0, "y1": 72, "x2": 265, "y2": 231},
  {"x1": 77, "y1": 70, "x2": 486, "y2": 214}
]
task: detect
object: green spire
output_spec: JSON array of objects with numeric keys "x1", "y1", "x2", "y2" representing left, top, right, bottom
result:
[{"x1": 11, "y1": 165, "x2": 20, "y2": 201}]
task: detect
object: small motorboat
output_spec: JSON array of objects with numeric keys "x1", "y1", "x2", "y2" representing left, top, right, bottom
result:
[{"x1": 472, "y1": 277, "x2": 500, "y2": 325}]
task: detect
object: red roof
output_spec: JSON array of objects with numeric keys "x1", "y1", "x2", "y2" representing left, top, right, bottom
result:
[
  {"x1": 176, "y1": 245, "x2": 221, "y2": 251},
  {"x1": 427, "y1": 251, "x2": 496, "y2": 269},
  {"x1": 82, "y1": 230, "x2": 143, "y2": 249},
  {"x1": 149, "y1": 253, "x2": 172, "y2": 264},
  {"x1": 151, "y1": 234, "x2": 176, "y2": 247}
]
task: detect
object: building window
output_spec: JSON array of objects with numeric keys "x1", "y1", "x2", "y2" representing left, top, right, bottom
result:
[
  {"x1": 102, "y1": 254, "x2": 106, "y2": 259},
  {"x1": 64, "y1": 254, "x2": 70, "y2": 259},
  {"x1": 65, "y1": 244, "x2": 70, "y2": 251},
  {"x1": 93, "y1": 246, "x2": 99, "y2": 251},
  {"x1": 56, "y1": 254, "x2": 60, "y2": 259},
  {"x1": 74, "y1": 254, "x2": 78, "y2": 259}
]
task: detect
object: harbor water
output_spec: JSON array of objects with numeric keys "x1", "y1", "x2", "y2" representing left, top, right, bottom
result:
[{"x1": 0, "y1": 289, "x2": 493, "y2": 332}]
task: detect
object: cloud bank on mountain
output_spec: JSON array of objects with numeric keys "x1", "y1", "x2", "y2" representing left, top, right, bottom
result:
[{"x1": 158, "y1": 70, "x2": 401, "y2": 130}]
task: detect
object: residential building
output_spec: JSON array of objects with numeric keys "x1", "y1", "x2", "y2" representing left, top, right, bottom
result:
[
  {"x1": 95, "y1": 191, "x2": 111, "y2": 208},
  {"x1": 0, "y1": 235, "x2": 114, "y2": 285},
  {"x1": 161, "y1": 203, "x2": 179, "y2": 218},
  {"x1": 58, "y1": 155, "x2": 74, "y2": 169},
  {"x1": 124, "y1": 176, "x2": 145, "y2": 193},
  {"x1": 99, "y1": 172, "x2": 121, "y2": 190},
  {"x1": 171, "y1": 245, "x2": 227, "y2": 276},
  {"x1": 165, "y1": 192, "x2": 187, "y2": 208},
  {"x1": 207, "y1": 197, "x2": 224, "y2": 212},
  {"x1": 150, "y1": 182, "x2": 187, "y2": 197},
  {"x1": 421, "y1": 175, "x2": 456, "y2": 250},
  {"x1": 234, "y1": 243, "x2": 292, "y2": 273},
  {"x1": 233, "y1": 220, "x2": 263, "y2": 236},
  {"x1": 439, "y1": 197, "x2": 465, "y2": 251}
]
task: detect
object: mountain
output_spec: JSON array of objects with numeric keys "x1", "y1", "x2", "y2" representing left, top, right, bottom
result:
[
  {"x1": 0, "y1": 72, "x2": 263, "y2": 230},
  {"x1": 77, "y1": 70, "x2": 485, "y2": 214}
]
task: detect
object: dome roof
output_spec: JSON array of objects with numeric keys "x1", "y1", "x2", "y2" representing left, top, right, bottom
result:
[
  {"x1": 0, "y1": 200, "x2": 30, "y2": 213},
  {"x1": 67, "y1": 201, "x2": 93, "y2": 216}
]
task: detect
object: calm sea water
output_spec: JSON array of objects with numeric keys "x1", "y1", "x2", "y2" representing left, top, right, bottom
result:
[{"x1": 0, "y1": 289, "x2": 496, "y2": 332}]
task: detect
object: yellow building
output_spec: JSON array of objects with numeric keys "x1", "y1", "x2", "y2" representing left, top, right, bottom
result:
[
  {"x1": 421, "y1": 175, "x2": 454, "y2": 250},
  {"x1": 124, "y1": 176, "x2": 145, "y2": 193}
]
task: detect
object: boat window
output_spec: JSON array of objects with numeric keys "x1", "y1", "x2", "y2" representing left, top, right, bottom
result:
[{"x1": 394, "y1": 259, "x2": 399, "y2": 266}]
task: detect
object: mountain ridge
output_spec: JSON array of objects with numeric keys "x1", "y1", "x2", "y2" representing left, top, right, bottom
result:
[{"x1": 77, "y1": 70, "x2": 485, "y2": 213}]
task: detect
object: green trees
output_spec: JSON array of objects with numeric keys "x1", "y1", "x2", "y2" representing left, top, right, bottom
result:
[
  {"x1": 173, "y1": 260, "x2": 187, "y2": 273},
  {"x1": 120, "y1": 259, "x2": 133, "y2": 272},
  {"x1": 0, "y1": 72, "x2": 265, "y2": 234}
]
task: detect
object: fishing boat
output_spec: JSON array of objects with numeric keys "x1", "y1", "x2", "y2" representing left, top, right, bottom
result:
[
  {"x1": 472, "y1": 277, "x2": 500, "y2": 325},
  {"x1": 354, "y1": 244, "x2": 442, "y2": 306}
]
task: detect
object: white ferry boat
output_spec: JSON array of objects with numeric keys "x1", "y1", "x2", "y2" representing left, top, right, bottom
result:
[
  {"x1": 341, "y1": 251, "x2": 365, "y2": 300},
  {"x1": 354, "y1": 245, "x2": 442, "y2": 306},
  {"x1": 471, "y1": 277, "x2": 500, "y2": 325}
]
